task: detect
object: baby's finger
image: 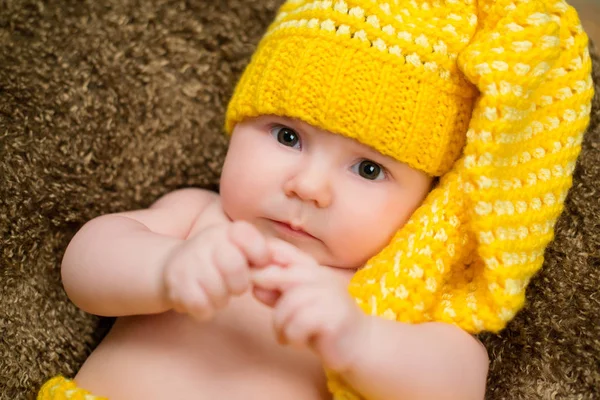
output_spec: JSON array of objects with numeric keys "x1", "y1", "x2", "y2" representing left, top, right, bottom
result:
[
  {"x1": 213, "y1": 242, "x2": 250, "y2": 295},
  {"x1": 197, "y1": 253, "x2": 229, "y2": 309},
  {"x1": 273, "y1": 288, "x2": 318, "y2": 339},
  {"x1": 251, "y1": 265, "x2": 314, "y2": 292},
  {"x1": 283, "y1": 301, "x2": 323, "y2": 347},
  {"x1": 184, "y1": 288, "x2": 213, "y2": 321},
  {"x1": 229, "y1": 221, "x2": 270, "y2": 268},
  {"x1": 168, "y1": 279, "x2": 212, "y2": 320},
  {"x1": 267, "y1": 238, "x2": 316, "y2": 267}
]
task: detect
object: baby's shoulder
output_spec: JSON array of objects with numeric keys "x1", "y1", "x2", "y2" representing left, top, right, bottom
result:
[
  {"x1": 152, "y1": 188, "x2": 229, "y2": 236},
  {"x1": 149, "y1": 188, "x2": 223, "y2": 236},
  {"x1": 151, "y1": 187, "x2": 220, "y2": 212},
  {"x1": 109, "y1": 188, "x2": 220, "y2": 240}
]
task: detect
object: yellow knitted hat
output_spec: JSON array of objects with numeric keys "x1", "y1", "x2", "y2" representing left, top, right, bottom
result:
[
  {"x1": 226, "y1": 0, "x2": 593, "y2": 398},
  {"x1": 225, "y1": 0, "x2": 481, "y2": 176}
]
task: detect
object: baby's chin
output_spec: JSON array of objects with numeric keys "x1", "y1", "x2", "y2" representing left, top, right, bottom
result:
[{"x1": 281, "y1": 238, "x2": 363, "y2": 271}]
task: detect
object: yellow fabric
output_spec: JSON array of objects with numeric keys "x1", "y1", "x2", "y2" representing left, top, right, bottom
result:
[
  {"x1": 225, "y1": 0, "x2": 594, "y2": 398},
  {"x1": 225, "y1": 0, "x2": 480, "y2": 176},
  {"x1": 38, "y1": 376, "x2": 106, "y2": 400}
]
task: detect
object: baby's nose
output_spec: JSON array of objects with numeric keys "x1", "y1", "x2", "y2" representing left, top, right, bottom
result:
[{"x1": 283, "y1": 165, "x2": 333, "y2": 208}]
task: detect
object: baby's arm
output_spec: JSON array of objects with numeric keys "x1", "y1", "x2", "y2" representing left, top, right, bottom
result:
[
  {"x1": 61, "y1": 188, "x2": 217, "y2": 316},
  {"x1": 340, "y1": 318, "x2": 489, "y2": 400},
  {"x1": 62, "y1": 188, "x2": 268, "y2": 318},
  {"x1": 252, "y1": 240, "x2": 488, "y2": 400}
]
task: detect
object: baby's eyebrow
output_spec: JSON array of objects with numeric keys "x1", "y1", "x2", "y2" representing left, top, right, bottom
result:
[
  {"x1": 287, "y1": 118, "x2": 318, "y2": 136},
  {"x1": 353, "y1": 142, "x2": 389, "y2": 163},
  {"x1": 270, "y1": 115, "x2": 296, "y2": 126},
  {"x1": 270, "y1": 116, "x2": 308, "y2": 133}
]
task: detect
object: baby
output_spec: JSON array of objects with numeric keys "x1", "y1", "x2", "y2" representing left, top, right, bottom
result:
[
  {"x1": 39, "y1": 0, "x2": 593, "y2": 399},
  {"x1": 56, "y1": 113, "x2": 486, "y2": 399}
]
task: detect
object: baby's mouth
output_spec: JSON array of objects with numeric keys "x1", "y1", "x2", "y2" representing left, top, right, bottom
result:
[{"x1": 268, "y1": 219, "x2": 317, "y2": 240}]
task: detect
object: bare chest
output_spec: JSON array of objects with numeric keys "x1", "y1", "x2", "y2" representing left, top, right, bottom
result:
[{"x1": 75, "y1": 293, "x2": 330, "y2": 400}]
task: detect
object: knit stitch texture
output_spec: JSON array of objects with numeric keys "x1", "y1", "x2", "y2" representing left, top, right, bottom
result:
[{"x1": 37, "y1": 376, "x2": 106, "y2": 400}]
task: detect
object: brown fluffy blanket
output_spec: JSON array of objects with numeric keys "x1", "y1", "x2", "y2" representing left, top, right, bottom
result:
[{"x1": 0, "y1": 1, "x2": 598, "y2": 399}]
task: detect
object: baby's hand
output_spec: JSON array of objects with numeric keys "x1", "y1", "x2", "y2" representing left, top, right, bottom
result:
[
  {"x1": 163, "y1": 221, "x2": 269, "y2": 321},
  {"x1": 251, "y1": 240, "x2": 367, "y2": 371}
]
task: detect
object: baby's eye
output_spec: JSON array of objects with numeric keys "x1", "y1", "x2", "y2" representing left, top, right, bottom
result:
[
  {"x1": 270, "y1": 125, "x2": 301, "y2": 149},
  {"x1": 351, "y1": 160, "x2": 386, "y2": 181}
]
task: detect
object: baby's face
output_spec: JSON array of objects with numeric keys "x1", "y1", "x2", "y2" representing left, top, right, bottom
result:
[{"x1": 220, "y1": 116, "x2": 433, "y2": 269}]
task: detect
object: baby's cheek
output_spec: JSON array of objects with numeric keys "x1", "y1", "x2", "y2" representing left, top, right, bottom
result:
[
  {"x1": 337, "y1": 216, "x2": 398, "y2": 266},
  {"x1": 219, "y1": 187, "x2": 240, "y2": 219},
  {"x1": 324, "y1": 230, "x2": 374, "y2": 269},
  {"x1": 221, "y1": 186, "x2": 256, "y2": 223}
]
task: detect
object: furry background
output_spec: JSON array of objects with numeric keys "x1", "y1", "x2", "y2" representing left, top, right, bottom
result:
[{"x1": 0, "y1": 0, "x2": 598, "y2": 399}]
